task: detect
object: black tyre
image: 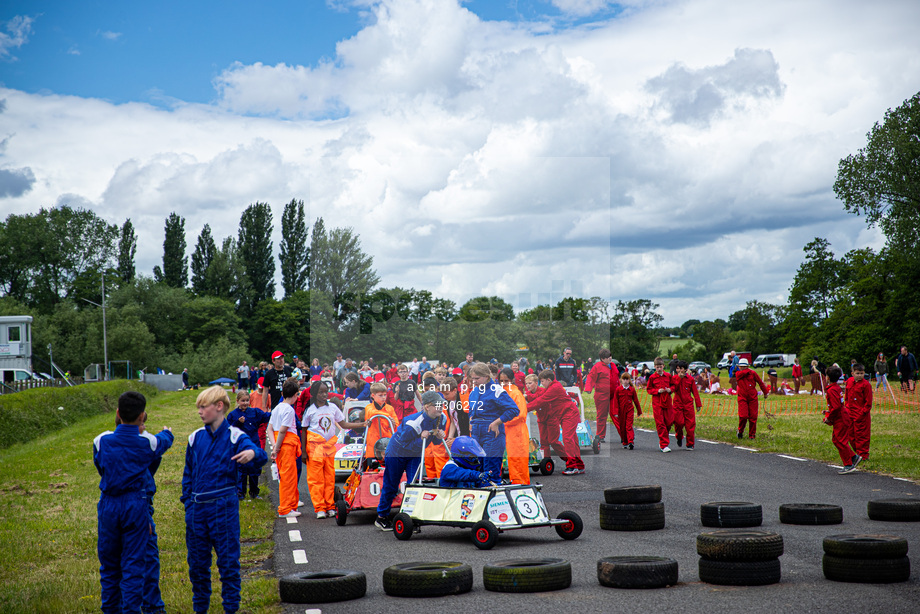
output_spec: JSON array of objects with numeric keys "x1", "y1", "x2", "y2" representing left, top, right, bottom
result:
[
  {"x1": 700, "y1": 502, "x2": 762, "y2": 528},
  {"x1": 604, "y1": 485, "x2": 662, "y2": 505},
  {"x1": 597, "y1": 556, "x2": 678, "y2": 589},
  {"x1": 393, "y1": 513, "x2": 414, "y2": 541},
  {"x1": 823, "y1": 555, "x2": 910, "y2": 583},
  {"x1": 779, "y1": 503, "x2": 842, "y2": 525},
  {"x1": 483, "y1": 558, "x2": 571, "y2": 593},
  {"x1": 822, "y1": 534, "x2": 909, "y2": 559},
  {"x1": 334, "y1": 486, "x2": 344, "y2": 502},
  {"x1": 592, "y1": 436, "x2": 601, "y2": 454},
  {"x1": 696, "y1": 530, "x2": 784, "y2": 561},
  {"x1": 279, "y1": 570, "x2": 366, "y2": 604},
  {"x1": 555, "y1": 511, "x2": 583, "y2": 540},
  {"x1": 334, "y1": 499, "x2": 348, "y2": 526},
  {"x1": 383, "y1": 562, "x2": 473, "y2": 597},
  {"x1": 599, "y1": 502, "x2": 665, "y2": 531},
  {"x1": 471, "y1": 520, "x2": 499, "y2": 550},
  {"x1": 540, "y1": 458, "x2": 555, "y2": 476},
  {"x1": 867, "y1": 498, "x2": 920, "y2": 522},
  {"x1": 698, "y1": 558, "x2": 781, "y2": 586}
]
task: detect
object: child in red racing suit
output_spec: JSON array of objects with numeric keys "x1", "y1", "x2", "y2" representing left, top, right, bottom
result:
[
  {"x1": 672, "y1": 360, "x2": 703, "y2": 449},
  {"x1": 611, "y1": 371, "x2": 642, "y2": 448},
  {"x1": 735, "y1": 359, "x2": 768, "y2": 439},
  {"x1": 646, "y1": 358, "x2": 676, "y2": 452},
  {"x1": 525, "y1": 370, "x2": 585, "y2": 475}
]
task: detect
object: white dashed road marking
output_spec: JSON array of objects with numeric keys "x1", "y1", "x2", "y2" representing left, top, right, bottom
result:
[
  {"x1": 777, "y1": 455, "x2": 807, "y2": 461},
  {"x1": 289, "y1": 530, "x2": 302, "y2": 542},
  {"x1": 698, "y1": 439, "x2": 718, "y2": 444},
  {"x1": 735, "y1": 446, "x2": 758, "y2": 452},
  {"x1": 286, "y1": 516, "x2": 298, "y2": 524},
  {"x1": 293, "y1": 549, "x2": 308, "y2": 564}
]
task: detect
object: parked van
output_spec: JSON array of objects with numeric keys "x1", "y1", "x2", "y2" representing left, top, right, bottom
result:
[
  {"x1": 716, "y1": 351, "x2": 752, "y2": 370},
  {"x1": 753, "y1": 354, "x2": 786, "y2": 367},
  {"x1": 1, "y1": 368, "x2": 38, "y2": 384}
]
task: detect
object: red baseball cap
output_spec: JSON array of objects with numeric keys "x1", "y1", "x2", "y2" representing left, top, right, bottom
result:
[
  {"x1": 452, "y1": 368, "x2": 462, "y2": 376},
  {"x1": 311, "y1": 375, "x2": 321, "y2": 382},
  {"x1": 272, "y1": 351, "x2": 284, "y2": 360}
]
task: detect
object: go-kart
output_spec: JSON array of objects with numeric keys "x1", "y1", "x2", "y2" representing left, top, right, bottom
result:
[
  {"x1": 333, "y1": 399, "x2": 369, "y2": 477},
  {"x1": 335, "y1": 413, "x2": 406, "y2": 525},
  {"x1": 392, "y1": 442, "x2": 583, "y2": 549}
]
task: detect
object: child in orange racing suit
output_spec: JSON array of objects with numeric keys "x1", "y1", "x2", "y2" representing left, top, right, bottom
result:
[
  {"x1": 646, "y1": 357, "x2": 676, "y2": 452},
  {"x1": 672, "y1": 360, "x2": 703, "y2": 449},
  {"x1": 300, "y1": 380, "x2": 365, "y2": 519},
  {"x1": 361, "y1": 382, "x2": 398, "y2": 469},
  {"x1": 499, "y1": 367, "x2": 531, "y2": 485},
  {"x1": 421, "y1": 376, "x2": 451, "y2": 478}
]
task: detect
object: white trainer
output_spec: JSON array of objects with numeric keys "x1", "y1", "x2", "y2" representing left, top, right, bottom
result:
[
  {"x1": 316, "y1": 511, "x2": 327, "y2": 519},
  {"x1": 661, "y1": 446, "x2": 672, "y2": 453},
  {"x1": 279, "y1": 510, "x2": 301, "y2": 518}
]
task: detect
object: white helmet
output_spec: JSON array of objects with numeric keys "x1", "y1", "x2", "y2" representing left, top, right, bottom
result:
[{"x1": 738, "y1": 358, "x2": 750, "y2": 366}]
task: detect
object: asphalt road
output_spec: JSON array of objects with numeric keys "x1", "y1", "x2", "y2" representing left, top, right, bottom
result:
[{"x1": 268, "y1": 429, "x2": 920, "y2": 614}]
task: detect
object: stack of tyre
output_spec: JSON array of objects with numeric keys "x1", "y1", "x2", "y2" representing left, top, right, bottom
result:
[
  {"x1": 696, "y1": 530, "x2": 784, "y2": 586},
  {"x1": 600, "y1": 485, "x2": 665, "y2": 531},
  {"x1": 822, "y1": 535, "x2": 911, "y2": 583}
]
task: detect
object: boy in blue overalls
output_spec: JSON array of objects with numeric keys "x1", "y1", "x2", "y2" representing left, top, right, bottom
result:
[
  {"x1": 94, "y1": 391, "x2": 173, "y2": 614},
  {"x1": 374, "y1": 391, "x2": 446, "y2": 530},
  {"x1": 226, "y1": 390, "x2": 271, "y2": 500},
  {"x1": 184, "y1": 385, "x2": 267, "y2": 614}
]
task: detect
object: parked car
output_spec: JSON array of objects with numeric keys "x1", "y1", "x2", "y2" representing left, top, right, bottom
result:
[
  {"x1": 688, "y1": 361, "x2": 711, "y2": 372},
  {"x1": 753, "y1": 354, "x2": 786, "y2": 367}
]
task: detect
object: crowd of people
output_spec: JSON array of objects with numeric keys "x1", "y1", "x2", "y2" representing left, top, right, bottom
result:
[{"x1": 97, "y1": 343, "x2": 915, "y2": 612}]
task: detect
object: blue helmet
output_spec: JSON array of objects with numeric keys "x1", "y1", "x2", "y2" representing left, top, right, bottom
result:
[{"x1": 451, "y1": 436, "x2": 486, "y2": 471}]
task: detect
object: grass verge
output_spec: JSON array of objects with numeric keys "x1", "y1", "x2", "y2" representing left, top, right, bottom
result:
[
  {"x1": 582, "y1": 392, "x2": 919, "y2": 480},
  {"x1": 0, "y1": 389, "x2": 281, "y2": 614}
]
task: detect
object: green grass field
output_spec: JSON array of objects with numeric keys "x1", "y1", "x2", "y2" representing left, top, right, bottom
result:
[
  {"x1": 656, "y1": 337, "x2": 703, "y2": 357},
  {"x1": 581, "y1": 391, "x2": 920, "y2": 480},
  {"x1": 0, "y1": 389, "x2": 281, "y2": 614}
]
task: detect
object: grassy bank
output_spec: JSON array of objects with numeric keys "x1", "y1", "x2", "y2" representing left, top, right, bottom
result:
[
  {"x1": 582, "y1": 392, "x2": 920, "y2": 480},
  {"x1": 0, "y1": 389, "x2": 280, "y2": 614},
  {"x1": 0, "y1": 380, "x2": 159, "y2": 450}
]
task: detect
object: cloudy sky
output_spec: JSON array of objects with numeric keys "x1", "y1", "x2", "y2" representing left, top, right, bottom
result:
[{"x1": 1, "y1": 0, "x2": 918, "y2": 325}]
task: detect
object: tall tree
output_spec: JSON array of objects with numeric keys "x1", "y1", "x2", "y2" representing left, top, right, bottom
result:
[
  {"x1": 238, "y1": 202, "x2": 275, "y2": 310},
  {"x1": 834, "y1": 91, "x2": 920, "y2": 249},
  {"x1": 117, "y1": 219, "x2": 137, "y2": 284},
  {"x1": 190, "y1": 224, "x2": 217, "y2": 295},
  {"x1": 153, "y1": 212, "x2": 188, "y2": 288},
  {"x1": 310, "y1": 222, "x2": 380, "y2": 326},
  {"x1": 206, "y1": 237, "x2": 247, "y2": 302},
  {"x1": 279, "y1": 199, "x2": 309, "y2": 297},
  {"x1": 308, "y1": 216, "x2": 327, "y2": 290}
]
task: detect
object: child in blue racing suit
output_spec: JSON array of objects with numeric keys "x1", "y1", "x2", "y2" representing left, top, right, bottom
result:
[
  {"x1": 375, "y1": 391, "x2": 446, "y2": 530},
  {"x1": 439, "y1": 436, "x2": 494, "y2": 488}
]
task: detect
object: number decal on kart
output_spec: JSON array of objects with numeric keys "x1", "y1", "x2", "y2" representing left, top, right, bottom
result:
[
  {"x1": 514, "y1": 493, "x2": 540, "y2": 519},
  {"x1": 369, "y1": 482, "x2": 381, "y2": 496}
]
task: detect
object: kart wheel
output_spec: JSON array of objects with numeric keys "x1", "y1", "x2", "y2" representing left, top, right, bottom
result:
[
  {"x1": 383, "y1": 562, "x2": 473, "y2": 597},
  {"x1": 696, "y1": 530, "x2": 784, "y2": 561},
  {"x1": 393, "y1": 513, "x2": 414, "y2": 541},
  {"x1": 279, "y1": 569, "x2": 366, "y2": 604},
  {"x1": 540, "y1": 458, "x2": 555, "y2": 476},
  {"x1": 472, "y1": 520, "x2": 499, "y2": 550},
  {"x1": 700, "y1": 502, "x2": 762, "y2": 528},
  {"x1": 823, "y1": 554, "x2": 910, "y2": 583},
  {"x1": 779, "y1": 503, "x2": 842, "y2": 525},
  {"x1": 698, "y1": 558, "x2": 781, "y2": 586},
  {"x1": 555, "y1": 511, "x2": 583, "y2": 540},
  {"x1": 867, "y1": 498, "x2": 920, "y2": 522},
  {"x1": 597, "y1": 556, "x2": 678, "y2": 589},
  {"x1": 592, "y1": 436, "x2": 601, "y2": 455},
  {"x1": 334, "y1": 500, "x2": 348, "y2": 526},
  {"x1": 483, "y1": 558, "x2": 571, "y2": 593},
  {"x1": 333, "y1": 486, "x2": 344, "y2": 502},
  {"x1": 604, "y1": 485, "x2": 662, "y2": 505},
  {"x1": 822, "y1": 534, "x2": 909, "y2": 559}
]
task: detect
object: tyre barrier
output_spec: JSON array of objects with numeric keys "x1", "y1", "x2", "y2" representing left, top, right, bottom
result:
[
  {"x1": 779, "y1": 503, "x2": 843, "y2": 525},
  {"x1": 696, "y1": 530, "x2": 783, "y2": 586},
  {"x1": 600, "y1": 502, "x2": 665, "y2": 531},
  {"x1": 867, "y1": 498, "x2": 920, "y2": 522},
  {"x1": 700, "y1": 501, "x2": 763, "y2": 528},
  {"x1": 279, "y1": 570, "x2": 366, "y2": 604},
  {"x1": 604, "y1": 485, "x2": 662, "y2": 505},
  {"x1": 597, "y1": 556, "x2": 678, "y2": 589},
  {"x1": 483, "y1": 558, "x2": 572, "y2": 593},
  {"x1": 822, "y1": 534, "x2": 911, "y2": 583},
  {"x1": 382, "y1": 562, "x2": 473, "y2": 597}
]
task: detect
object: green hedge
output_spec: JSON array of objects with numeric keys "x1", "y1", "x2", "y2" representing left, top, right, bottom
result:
[{"x1": 0, "y1": 381, "x2": 158, "y2": 450}]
